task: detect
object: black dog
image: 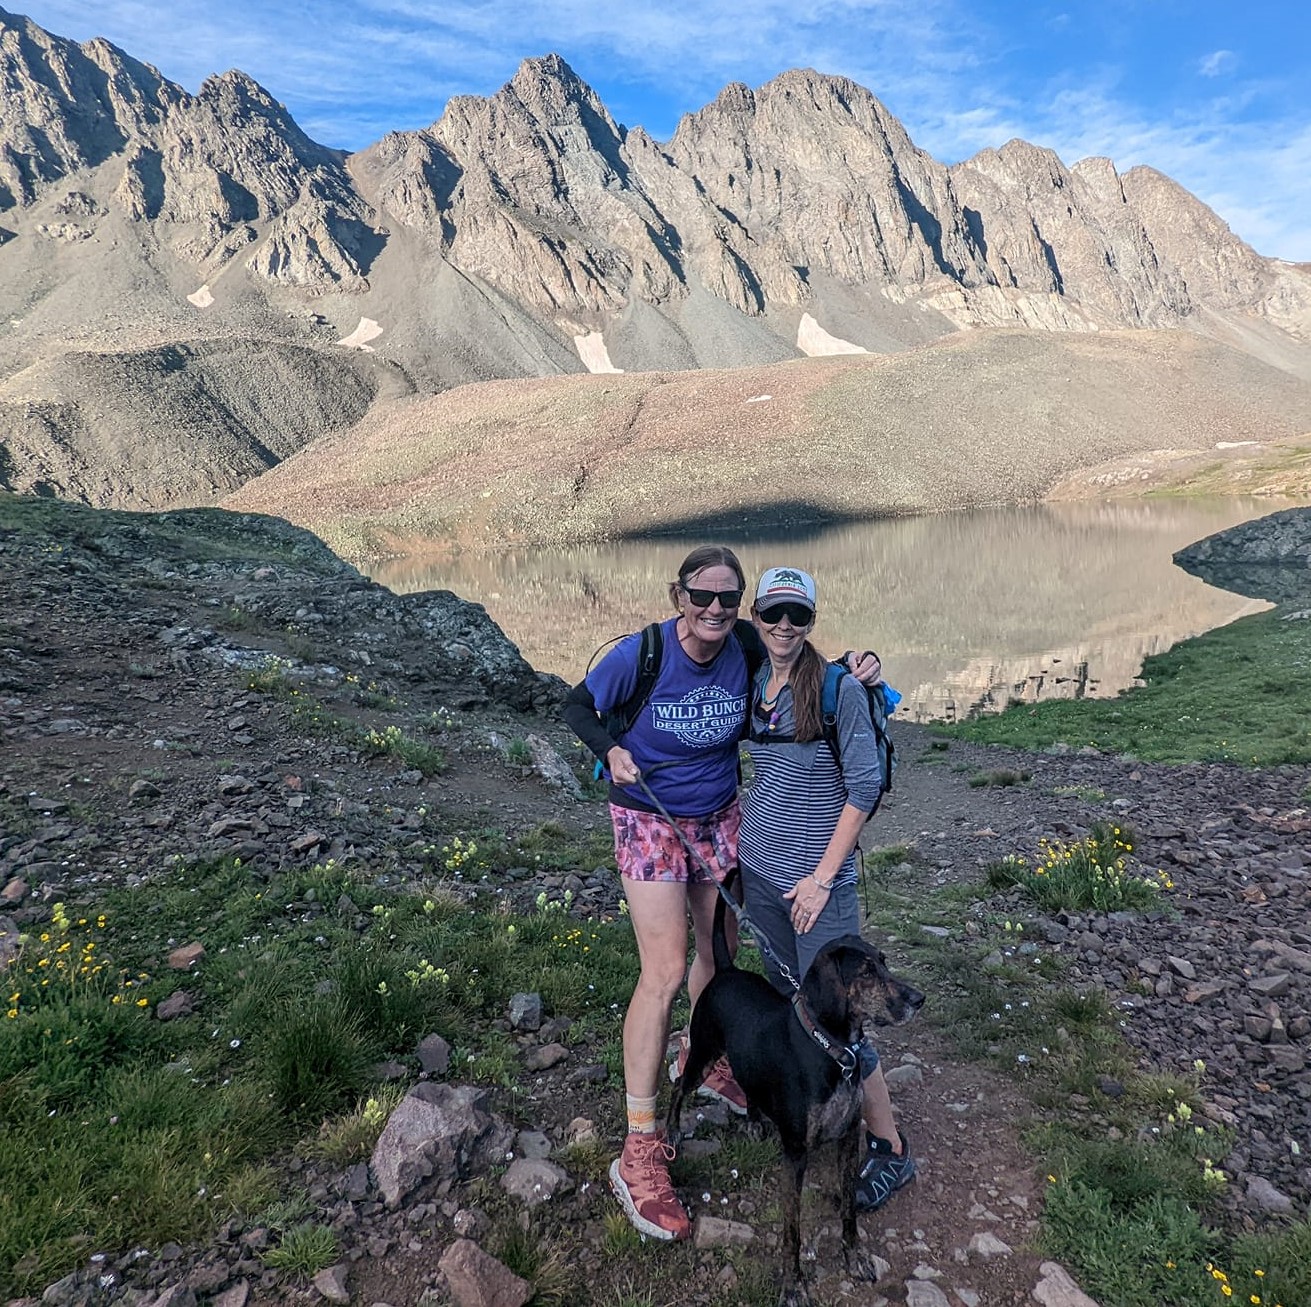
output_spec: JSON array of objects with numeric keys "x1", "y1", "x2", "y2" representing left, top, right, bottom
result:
[{"x1": 667, "y1": 884, "x2": 924, "y2": 1306}]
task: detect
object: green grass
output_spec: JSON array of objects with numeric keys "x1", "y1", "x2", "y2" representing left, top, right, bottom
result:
[
  {"x1": 263, "y1": 1002, "x2": 374, "y2": 1123},
  {"x1": 493, "y1": 1221, "x2": 574, "y2": 1305},
  {"x1": 241, "y1": 659, "x2": 445, "y2": 774},
  {"x1": 217, "y1": 605, "x2": 260, "y2": 632},
  {"x1": 0, "y1": 842, "x2": 639, "y2": 1297},
  {"x1": 360, "y1": 724, "x2": 446, "y2": 775},
  {"x1": 261, "y1": 1222, "x2": 338, "y2": 1277},
  {"x1": 968, "y1": 767, "x2": 1031, "y2": 788},
  {"x1": 941, "y1": 607, "x2": 1311, "y2": 764},
  {"x1": 505, "y1": 737, "x2": 534, "y2": 766},
  {"x1": 1041, "y1": 1180, "x2": 1215, "y2": 1307},
  {"x1": 1224, "y1": 1223, "x2": 1311, "y2": 1307},
  {"x1": 1038, "y1": 1143, "x2": 1311, "y2": 1307},
  {"x1": 1052, "y1": 784, "x2": 1107, "y2": 803},
  {"x1": 307, "y1": 1087, "x2": 406, "y2": 1164}
]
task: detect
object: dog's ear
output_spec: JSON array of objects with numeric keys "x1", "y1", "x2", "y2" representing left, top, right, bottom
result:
[
  {"x1": 803, "y1": 947, "x2": 847, "y2": 1010},
  {"x1": 833, "y1": 937, "x2": 883, "y2": 988}
]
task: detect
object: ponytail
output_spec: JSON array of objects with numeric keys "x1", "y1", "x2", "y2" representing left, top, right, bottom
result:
[{"x1": 789, "y1": 640, "x2": 827, "y2": 742}]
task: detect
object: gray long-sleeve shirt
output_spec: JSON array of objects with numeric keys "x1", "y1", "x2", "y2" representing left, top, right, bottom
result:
[{"x1": 738, "y1": 667, "x2": 883, "y2": 891}]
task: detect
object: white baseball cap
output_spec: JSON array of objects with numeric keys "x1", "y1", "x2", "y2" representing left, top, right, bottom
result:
[{"x1": 755, "y1": 566, "x2": 817, "y2": 611}]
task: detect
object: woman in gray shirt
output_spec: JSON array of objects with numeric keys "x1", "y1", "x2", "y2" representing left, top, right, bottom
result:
[{"x1": 739, "y1": 565, "x2": 915, "y2": 1212}]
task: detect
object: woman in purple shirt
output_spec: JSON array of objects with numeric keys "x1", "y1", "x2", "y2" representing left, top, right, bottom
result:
[{"x1": 563, "y1": 545, "x2": 754, "y2": 1241}]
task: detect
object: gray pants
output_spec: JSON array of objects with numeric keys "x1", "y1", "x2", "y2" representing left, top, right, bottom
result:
[{"x1": 739, "y1": 864, "x2": 880, "y2": 1078}]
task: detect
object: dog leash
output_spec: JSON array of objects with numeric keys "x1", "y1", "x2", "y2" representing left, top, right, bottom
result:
[{"x1": 632, "y1": 769, "x2": 863, "y2": 1080}]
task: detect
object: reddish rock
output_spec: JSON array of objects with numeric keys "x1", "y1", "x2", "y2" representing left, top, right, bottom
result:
[
  {"x1": 437, "y1": 1238, "x2": 531, "y2": 1307},
  {"x1": 168, "y1": 942, "x2": 206, "y2": 970}
]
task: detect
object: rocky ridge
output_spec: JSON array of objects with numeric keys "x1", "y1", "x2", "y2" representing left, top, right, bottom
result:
[
  {"x1": 3, "y1": 7, "x2": 1311, "y2": 512},
  {"x1": 1174, "y1": 506, "x2": 1311, "y2": 605},
  {"x1": 224, "y1": 328, "x2": 1311, "y2": 553},
  {"x1": 2, "y1": 496, "x2": 1310, "y2": 1306},
  {"x1": 0, "y1": 9, "x2": 373, "y2": 285}
]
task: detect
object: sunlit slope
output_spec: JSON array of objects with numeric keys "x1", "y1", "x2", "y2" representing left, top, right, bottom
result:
[
  {"x1": 0, "y1": 338, "x2": 390, "y2": 508},
  {"x1": 224, "y1": 328, "x2": 1311, "y2": 555}
]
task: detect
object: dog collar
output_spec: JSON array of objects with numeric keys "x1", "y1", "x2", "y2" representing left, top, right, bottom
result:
[{"x1": 791, "y1": 993, "x2": 860, "y2": 1081}]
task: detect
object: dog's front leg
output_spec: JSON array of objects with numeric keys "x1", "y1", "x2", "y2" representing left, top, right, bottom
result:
[
  {"x1": 777, "y1": 1149, "x2": 812, "y2": 1307},
  {"x1": 838, "y1": 1123, "x2": 880, "y2": 1284},
  {"x1": 839, "y1": 1122, "x2": 861, "y2": 1253}
]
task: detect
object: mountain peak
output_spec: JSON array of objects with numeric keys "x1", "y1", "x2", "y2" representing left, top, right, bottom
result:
[
  {"x1": 1, "y1": 2, "x2": 1305, "y2": 401},
  {"x1": 507, "y1": 53, "x2": 595, "y2": 105},
  {"x1": 197, "y1": 67, "x2": 281, "y2": 106},
  {"x1": 514, "y1": 52, "x2": 582, "y2": 85}
]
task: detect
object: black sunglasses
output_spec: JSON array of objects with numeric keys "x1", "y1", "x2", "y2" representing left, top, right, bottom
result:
[
  {"x1": 757, "y1": 602, "x2": 814, "y2": 626},
  {"x1": 682, "y1": 586, "x2": 744, "y2": 609}
]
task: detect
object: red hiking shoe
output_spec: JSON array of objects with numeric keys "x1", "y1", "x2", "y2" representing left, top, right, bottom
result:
[
  {"x1": 609, "y1": 1131, "x2": 690, "y2": 1240},
  {"x1": 670, "y1": 1039, "x2": 749, "y2": 1116}
]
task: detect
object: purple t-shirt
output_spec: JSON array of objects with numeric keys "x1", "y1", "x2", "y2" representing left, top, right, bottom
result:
[{"x1": 586, "y1": 617, "x2": 748, "y2": 817}]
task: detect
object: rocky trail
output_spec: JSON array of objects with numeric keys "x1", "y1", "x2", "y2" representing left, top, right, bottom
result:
[{"x1": 2, "y1": 502, "x2": 1308, "y2": 1307}]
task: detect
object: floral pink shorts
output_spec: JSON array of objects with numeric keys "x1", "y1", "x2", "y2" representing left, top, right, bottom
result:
[{"x1": 609, "y1": 800, "x2": 740, "y2": 884}]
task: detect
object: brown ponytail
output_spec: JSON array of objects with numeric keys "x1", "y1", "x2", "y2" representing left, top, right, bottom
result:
[{"x1": 789, "y1": 640, "x2": 828, "y2": 742}]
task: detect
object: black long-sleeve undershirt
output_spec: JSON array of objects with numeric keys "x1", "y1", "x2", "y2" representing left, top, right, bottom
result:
[{"x1": 561, "y1": 678, "x2": 616, "y2": 763}]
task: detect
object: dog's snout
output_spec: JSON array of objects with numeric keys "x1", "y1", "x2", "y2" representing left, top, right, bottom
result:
[{"x1": 894, "y1": 981, "x2": 925, "y2": 1024}]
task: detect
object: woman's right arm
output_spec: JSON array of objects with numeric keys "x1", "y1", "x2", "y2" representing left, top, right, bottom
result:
[
  {"x1": 561, "y1": 633, "x2": 644, "y2": 778},
  {"x1": 561, "y1": 680, "x2": 618, "y2": 760}
]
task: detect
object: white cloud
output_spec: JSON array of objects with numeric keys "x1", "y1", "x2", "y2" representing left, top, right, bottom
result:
[{"x1": 1198, "y1": 49, "x2": 1236, "y2": 78}]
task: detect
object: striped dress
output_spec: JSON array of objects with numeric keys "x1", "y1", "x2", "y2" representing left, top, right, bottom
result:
[{"x1": 738, "y1": 666, "x2": 884, "y2": 891}]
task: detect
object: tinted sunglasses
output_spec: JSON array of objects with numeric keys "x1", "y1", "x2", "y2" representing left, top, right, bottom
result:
[
  {"x1": 682, "y1": 586, "x2": 744, "y2": 609},
  {"x1": 757, "y1": 602, "x2": 814, "y2": 626}
]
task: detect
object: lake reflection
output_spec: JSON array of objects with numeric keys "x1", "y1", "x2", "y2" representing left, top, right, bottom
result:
[{"x1": 369, "y1": 500, "x2": 1284, "y2": 722}]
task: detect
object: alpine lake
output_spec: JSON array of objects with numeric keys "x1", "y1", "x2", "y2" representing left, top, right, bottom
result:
[{"x1": 367, "y1": 498, "x2": 1302, "y2": 723}]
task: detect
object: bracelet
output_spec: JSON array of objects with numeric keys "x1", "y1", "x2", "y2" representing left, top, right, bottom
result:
[{"x1": 812, "y1": 872, "x2": 835, "y2": 891}]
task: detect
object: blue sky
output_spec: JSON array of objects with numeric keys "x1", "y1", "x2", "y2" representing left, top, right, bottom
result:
[{"x1": 13, "y1": 0, "x2": 1311, "y2": 261}]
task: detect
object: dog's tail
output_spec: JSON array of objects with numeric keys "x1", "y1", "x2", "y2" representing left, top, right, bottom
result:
[{"x1": 711, "y1": 869, "x2": 741, "y2": 974}]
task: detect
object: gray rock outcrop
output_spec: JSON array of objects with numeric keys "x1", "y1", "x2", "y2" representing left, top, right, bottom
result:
[
  {"x1": 1177, "y1": 507, "x2": 1311, "y2": 568},
  {"x1": 370, "y1": 1082, "x2": 516, "y2": 1209},
  {"x1": 1174, "y1": 508, "x2": 1311, "y2": 604}
]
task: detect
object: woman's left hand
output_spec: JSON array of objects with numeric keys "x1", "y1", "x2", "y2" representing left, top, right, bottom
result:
[
  {"x1": 784, "y1": 876, "x2": 831, "y2": 933},
  {"x1": 848, "y1": 649, "x2": 882, "y2": 685}
]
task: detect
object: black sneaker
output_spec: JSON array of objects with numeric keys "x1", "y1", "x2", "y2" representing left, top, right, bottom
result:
[{"x1": 855, "y1": 1131, "x2": 916, "y2": 1212}]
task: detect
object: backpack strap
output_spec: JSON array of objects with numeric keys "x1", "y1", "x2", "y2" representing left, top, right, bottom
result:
[
  {"x1": 734, "y1": 618, "x2": 766, "y2": 682},
  {"x1": 615, "y1": 619, "x2": 758, "y2": 740},
  {"x1": 820, "y1": 664, "x2": 895, "y2": 816},
  {"x1": 606, "y1": 621, "x2": 664, "y2": 739},
  {"x1": 819, "y1": 663, "x2": 845, "y2": 766}
]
